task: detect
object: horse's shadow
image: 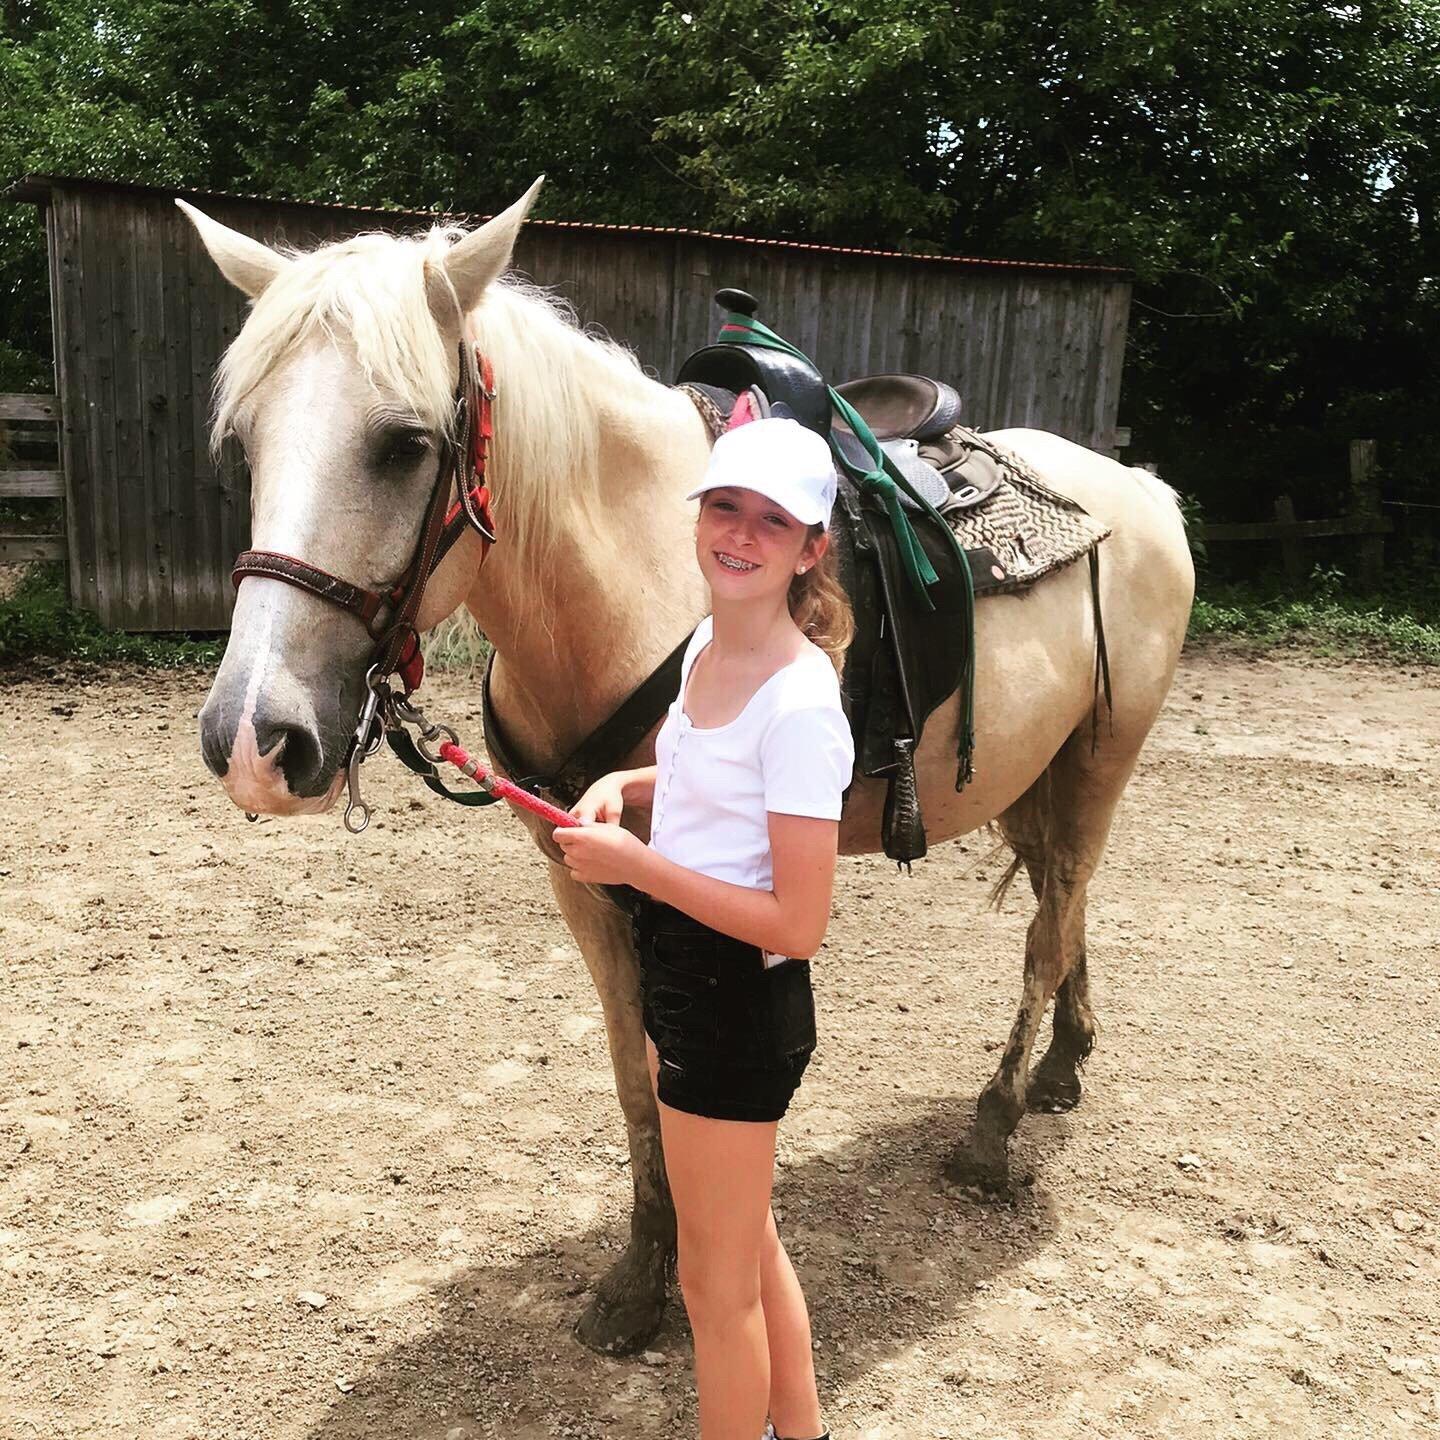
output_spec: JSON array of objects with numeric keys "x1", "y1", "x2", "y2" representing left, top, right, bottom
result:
[{"x1": 302, "y1": 1101, "x2": 1072, "y2": 1438}]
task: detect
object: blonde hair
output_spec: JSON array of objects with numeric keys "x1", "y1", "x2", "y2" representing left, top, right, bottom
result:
[{"x1": 789, "y1": 524, "x2": 853, "y2": 677}]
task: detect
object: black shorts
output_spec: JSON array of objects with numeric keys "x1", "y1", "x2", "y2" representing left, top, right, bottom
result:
[{"x1": 632, "y1": 898, "x2": 816, "y2": 1123}]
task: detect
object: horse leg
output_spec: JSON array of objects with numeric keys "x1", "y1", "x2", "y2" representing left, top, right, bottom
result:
[
  {"x1": 992, "y1": 826, "x2": 1098, "y2": 1114},
  {"x1": 1028, "y1": 942, "x2": 1097, "y2": 1113},
  {"x1": 546, "y1": 867, "x2": 674, "y2": 1353},
  {"x1": 944, "y1": 870, "x2": 1076, "y2": 1191},
  {"x1": 945, "y1": 733, "x2": 1132, "y2": 1192}
]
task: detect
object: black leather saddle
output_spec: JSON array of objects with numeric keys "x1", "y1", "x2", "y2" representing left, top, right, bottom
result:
[
  {"x1": 677, "y1": 290, "x2": 1004, "y2": 867},
  {"x1": 677, "y1": 289, "x2": 834, "y2": 437}
]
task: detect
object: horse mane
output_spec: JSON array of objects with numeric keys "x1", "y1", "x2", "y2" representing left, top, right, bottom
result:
[
  {"x1": 214, "y1": 228, "x2": 462, "y2": 446},
  {"x1": 212, "y1": 224, "x2": 652, "y2": 630}
]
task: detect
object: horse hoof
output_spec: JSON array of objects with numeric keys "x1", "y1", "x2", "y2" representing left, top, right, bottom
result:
[
  {"x1": 573, "y1": 1257, "x2": 667, "y2": 1355},
  {"x1": 942, "y1": 1147, "x2": 1010, "y2": 1199},
  {"x1": 1027, "y1": 1071, "x2": 1082, "y2": 1113}
]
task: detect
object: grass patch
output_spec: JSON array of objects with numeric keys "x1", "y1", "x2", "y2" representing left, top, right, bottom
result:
[
  {"x1": 0, "y1": 563, "x2": 485, "y2": 672},
  {"x1": 421, "y1": 610, "x2": 492, "y2": 674},
  {"x1": 1188, "y1": 569, "x2": 1440, "y2": 666},
  {"x1": 0, "y1": 565, "x2": 222, "y2": 667}
]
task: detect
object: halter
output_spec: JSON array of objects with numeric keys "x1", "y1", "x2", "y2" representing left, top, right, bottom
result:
[
  {"x1": 229, "y1": 340, "x2": 499, "y2": 830},
  {"x1": 231, "y1": 340, "x2": 498, "y2": 697}
]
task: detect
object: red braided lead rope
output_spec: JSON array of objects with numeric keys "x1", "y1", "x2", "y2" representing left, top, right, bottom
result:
[{"x1": 435, "y1": 740, "x2": 581, "y2": 828}]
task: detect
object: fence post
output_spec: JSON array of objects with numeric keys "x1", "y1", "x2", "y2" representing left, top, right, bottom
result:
[
  {"x1": 1349, "y1": 440, "x2": 1382, "y2": 589},
  {"x1": 1273, "y1": 495, "x2": 1303, "y2": 583}
]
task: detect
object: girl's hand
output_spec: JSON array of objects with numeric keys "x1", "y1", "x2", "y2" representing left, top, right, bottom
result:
[
  {"x1": 553, "y1": 822, "x2": 649, "y2": 886},
  {"x1": 570, "y1": 774, "x2": 627, "y2": 826}
]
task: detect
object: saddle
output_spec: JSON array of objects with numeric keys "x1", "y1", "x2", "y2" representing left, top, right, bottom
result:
[
  {"x1": 833, "y1": 376, "x2": 1005, "y2": 518},
  {"x1": 678, "y1": 292, "x2": 1021, "y2": 867}
]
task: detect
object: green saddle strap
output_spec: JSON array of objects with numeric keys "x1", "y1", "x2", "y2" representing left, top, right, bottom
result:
[{"x1": 717, "y1": 312, "x2": 976, "y2": 783}]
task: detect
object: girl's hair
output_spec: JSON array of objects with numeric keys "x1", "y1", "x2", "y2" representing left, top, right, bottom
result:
[{"x1": 790, "y1": 524, "x2": 854, "y2": 677}]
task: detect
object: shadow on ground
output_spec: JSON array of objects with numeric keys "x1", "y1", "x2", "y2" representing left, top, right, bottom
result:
[{"x1": 303, "y1": 1100, "x2": 1073, "y2": 1438}]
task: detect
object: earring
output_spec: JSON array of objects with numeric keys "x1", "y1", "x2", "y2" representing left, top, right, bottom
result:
[{"x1": 796, "y1": 565, "x2": 808, "y2": 574}]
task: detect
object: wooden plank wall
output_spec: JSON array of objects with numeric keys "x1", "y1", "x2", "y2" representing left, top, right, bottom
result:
[{"x1": 44, "y1": 183, "x2": 1128, "y2": 630}]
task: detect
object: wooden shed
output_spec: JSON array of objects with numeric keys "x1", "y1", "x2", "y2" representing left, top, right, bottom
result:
[{"x1": 7, "y1": 174, "x2": 1131, "y2": 631}]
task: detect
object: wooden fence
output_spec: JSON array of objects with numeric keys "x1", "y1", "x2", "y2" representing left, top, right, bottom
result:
[
  {"x1": 1193, "y1": 440, "x2": 1392, "y2": 585},
  {"x1": 0, "y1": 392, "x2": 64, "y2": 566}
]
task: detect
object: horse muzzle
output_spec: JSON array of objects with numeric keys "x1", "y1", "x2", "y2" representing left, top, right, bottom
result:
[{"x1": 198, "y1": 584, "x2": 365, "y2": 813}]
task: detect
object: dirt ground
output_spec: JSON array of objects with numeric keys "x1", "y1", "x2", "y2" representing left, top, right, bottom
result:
[{"x1": 1, "y1": 646, "x2": 1437, "y2": 1440}]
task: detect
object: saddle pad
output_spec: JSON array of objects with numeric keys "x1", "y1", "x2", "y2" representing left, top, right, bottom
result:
[{"x1": 947, "y1": 431, "x2": 1111, "y2": 597}]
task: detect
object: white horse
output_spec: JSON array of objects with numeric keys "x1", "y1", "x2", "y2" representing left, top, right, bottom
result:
[{"x1": 181, "y1": 183, "x2": 1194, "y2": 1354}]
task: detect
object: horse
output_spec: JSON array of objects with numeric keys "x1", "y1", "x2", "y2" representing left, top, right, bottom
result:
[{"x1": 180, "y1": 182, "x2": 1195, "y2": 1355}]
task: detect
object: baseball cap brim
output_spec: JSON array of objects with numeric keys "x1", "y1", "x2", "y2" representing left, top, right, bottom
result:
[{"x1": 684, "y1": 476, "x2": 828, "y2": 527}]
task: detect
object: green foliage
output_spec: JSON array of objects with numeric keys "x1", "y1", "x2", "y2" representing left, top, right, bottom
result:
[
  {"x1": 0, "y1": 565, "x2": 221, "y2": 665},
  {"x1": 1174, "y1": 491, "x2": 1208, "y2": 572},
  {"x1": 0, "y1": 562, "x2": 485, "y2": 669},
  {"x1": 1189, "y1": 568, "x2": 1440, "y2": 666},
  {"x1": 1, "y1": 0, "x2": 1437, "y2": 550}
]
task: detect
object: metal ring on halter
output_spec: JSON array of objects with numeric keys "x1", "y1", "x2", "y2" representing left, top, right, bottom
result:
[
  {"x1": 390, "y1": 693, "x2": 429, "y2": 731},
  {"x1": 343, "y1": 744, "x2": 372, "y2": 834}
]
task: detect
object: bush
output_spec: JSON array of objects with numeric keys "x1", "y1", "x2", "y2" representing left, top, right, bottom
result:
[
  {"x1": 0, "y1": 565, "x2": 221, "y2": 667},
  {"x1": 1188, "y1": 566, "x2": 1440, "y2": 665}
]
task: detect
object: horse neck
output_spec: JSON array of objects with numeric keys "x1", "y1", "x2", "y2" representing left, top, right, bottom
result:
[{"x1": 464, "y1": 311, "x2": 714, "y2": 767}]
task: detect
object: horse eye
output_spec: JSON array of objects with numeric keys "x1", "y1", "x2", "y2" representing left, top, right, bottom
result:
[{"x1": 378, "y1": 429, "x2": 431, "y2": 465}]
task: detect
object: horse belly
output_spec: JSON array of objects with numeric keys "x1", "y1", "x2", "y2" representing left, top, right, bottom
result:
[{"x1": 838, "y1": 690, "x2": 1081, "y2": 854}]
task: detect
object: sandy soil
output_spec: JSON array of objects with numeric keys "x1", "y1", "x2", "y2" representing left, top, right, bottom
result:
[{"x1": 1, "y1": 647, "x2": 1438, "y2": 1439}]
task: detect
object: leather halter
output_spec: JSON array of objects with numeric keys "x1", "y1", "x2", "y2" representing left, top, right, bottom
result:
[{"x1": 230, "y1": 341, "x2": 497, "y2": 695}]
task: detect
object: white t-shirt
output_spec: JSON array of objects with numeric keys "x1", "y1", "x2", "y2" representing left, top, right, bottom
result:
[{"x1": 648, "y1": 615, "x2": 855, "y2": 892}]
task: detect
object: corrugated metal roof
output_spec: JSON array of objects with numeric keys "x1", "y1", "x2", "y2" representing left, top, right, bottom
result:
[{"x1": 5, "y1": 172, "x2": 1131, "y2": 278}]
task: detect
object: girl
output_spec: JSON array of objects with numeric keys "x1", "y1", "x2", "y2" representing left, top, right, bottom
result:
[{"x1": 552, "y1": 415, "x2": 854, "y2": 1440}]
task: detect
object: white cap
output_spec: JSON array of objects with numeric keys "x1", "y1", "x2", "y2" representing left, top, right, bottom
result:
[{"x1": 686, "y1": 417, "x2": 838, "y2": 529}]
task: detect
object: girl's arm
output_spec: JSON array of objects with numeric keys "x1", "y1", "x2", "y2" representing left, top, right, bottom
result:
[
  {"x1": 633, "y1": 812, "x2": 838, "y2": 959},
  {"x1": 620, "y1": 765, "x2": 658, "y2": 807}
]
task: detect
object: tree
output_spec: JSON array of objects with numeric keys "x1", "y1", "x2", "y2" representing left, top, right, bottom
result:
[{"x1": 3, "y1": 0, "x2": 1437, "y2": 529}]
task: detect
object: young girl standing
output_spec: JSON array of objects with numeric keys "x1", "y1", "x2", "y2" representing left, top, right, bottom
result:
[{"x1": 552, "y1": 416, "x2": 855, "y2": 1440}]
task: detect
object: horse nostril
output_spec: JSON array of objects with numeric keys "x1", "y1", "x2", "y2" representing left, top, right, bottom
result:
[
  {"x1": 254, "y1": 718, "x2": 326, "y2": 794},
  {"x1": 199, "y1": 704, "x2": 235, "y2": 778}
]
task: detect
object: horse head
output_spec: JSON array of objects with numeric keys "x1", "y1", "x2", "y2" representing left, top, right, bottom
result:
[{"x1": 180, "y1": 181, "x2": 542, "y2": 816}]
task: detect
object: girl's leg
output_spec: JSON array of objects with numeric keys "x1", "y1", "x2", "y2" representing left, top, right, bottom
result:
[
  {"x1": 759, "y1": 1210, "x2": 823, "y2": 1439},
  {"x1": 645, "y1": 1039, "x2": 778, "y2": 1438},
  {"x1": 658, "y1": 1096, "x2": 778, "y2": 1439}
]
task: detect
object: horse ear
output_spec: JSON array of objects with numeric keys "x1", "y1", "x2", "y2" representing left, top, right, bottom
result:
[
  {"x1": 175, "y1": 199, "x2": 288, "y2": 299},
  {"x1": 434, "y1": 176, "x2": 544, "y2": 321}
]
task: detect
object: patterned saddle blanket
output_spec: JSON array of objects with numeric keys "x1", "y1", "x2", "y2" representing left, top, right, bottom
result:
[{"x1": 931, "y1": 426, "x2": 1110, "y2": 598}]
